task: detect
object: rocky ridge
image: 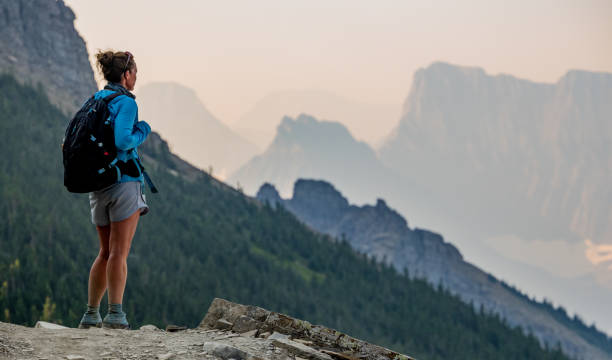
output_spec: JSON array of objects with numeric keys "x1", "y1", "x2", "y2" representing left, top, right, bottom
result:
[
  {"x1": 0, "y1": 298, "x2": 413, "y2": 360},
  {"x1": 257, "y1": 180, "x2": 611, "y2": 360}
]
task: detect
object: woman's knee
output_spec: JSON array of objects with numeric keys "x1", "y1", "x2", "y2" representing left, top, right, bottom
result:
[
  {"x1": 108, "y1": 249, "x2": 129, "y2": 262},
  {"x1": 98, "y1": 248, "x2": 110, "y2": 261}
]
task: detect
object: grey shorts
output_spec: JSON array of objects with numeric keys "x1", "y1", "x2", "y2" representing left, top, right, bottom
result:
[{"x1": 89, "y1": 181, "x2": 149, "y2": 226}]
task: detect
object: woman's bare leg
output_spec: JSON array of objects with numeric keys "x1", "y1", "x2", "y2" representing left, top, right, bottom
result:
[
  {"x1": 88, "y1": 225, "x2": 111, "y2": 307},
  {"x1": 107, "y1": 210, "x2": 140, "y2": 304}
]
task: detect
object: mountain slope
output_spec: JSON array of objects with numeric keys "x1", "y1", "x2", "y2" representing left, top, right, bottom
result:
[
  {"x1": 0, "y1": 73, "x2": 571, "y2": 360},
  {"x1": 137, "y1": 82, "x2": 260, "y2": 178},
  {"x1": 257, "y1": 179, "x2": 612, "y2": 359}
]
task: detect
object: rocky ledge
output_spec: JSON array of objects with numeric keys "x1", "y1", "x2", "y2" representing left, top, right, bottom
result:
[{"x1": 0, "y1": 298, "x2": 414, "y2": 360}]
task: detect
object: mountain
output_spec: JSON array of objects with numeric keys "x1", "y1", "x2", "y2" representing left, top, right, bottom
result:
[
  {"x1": 0, "y1": 72, "x2": 571, "y2": 360},
  {"x1": 0, "y1": 0, "x2": 96, "y2": 113},
  {"x1": 229, "y1": 114, "x2": 412, "y2": 205},
  {"x1": 231, "y1": 89, "x2": 398, "y2": 149},
  {"x1": 379, "y1": 62, "x2": 612, "y2": 243},
  {"x1": 377, "y1": 61, "x2": 612, "y2": 333},
  {"x1": 257, "y1": 179, "x2": 612, "y2": 359},
  {"x1": 137, "y1": 82, "x2": 260, "y2": 179}
]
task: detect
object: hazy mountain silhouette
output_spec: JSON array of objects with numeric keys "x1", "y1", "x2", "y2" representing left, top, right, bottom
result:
[
  {"x1": 138, "y1": 82, "x2": 260, "y2": 179},
  {"x1": 229, "y1": 114, "x2": 408, "y2": 203},
  {"x1": 231, "y1": 89, "x2": 398, "y2": 149},
  {"x1": 379, "y1": 62, "x2": 612, "y2": 244}
]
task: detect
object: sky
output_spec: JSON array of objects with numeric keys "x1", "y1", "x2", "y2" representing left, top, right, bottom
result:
[{"x1": 65, "y1": 0, "x2": 612, "y2": 127}]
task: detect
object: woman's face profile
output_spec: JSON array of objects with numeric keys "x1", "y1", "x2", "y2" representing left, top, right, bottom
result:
[{"x1": 124, "y1": 64, "x2": 137, "y2": 91}]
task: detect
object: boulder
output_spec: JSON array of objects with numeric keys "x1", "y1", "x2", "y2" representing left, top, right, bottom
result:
[{"x1": 204, "y1": 341, "x2": 249, "y2": 360}]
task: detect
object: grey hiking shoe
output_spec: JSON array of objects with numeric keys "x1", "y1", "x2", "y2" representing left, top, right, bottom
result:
[
  {"x1": 102, "y1": 311, "x2": 130, "y2": 330},
  {"x1": 78, "y1": 310, "x2": 102, "y2": 329}
]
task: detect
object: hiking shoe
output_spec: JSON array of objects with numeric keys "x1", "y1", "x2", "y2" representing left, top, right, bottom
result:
[
  {"x1": 78, "y1": 310, "x2": 102, "y2": 329},
  {"x1": 102, "y1": 311, "x2": 130, "y2": 330}
]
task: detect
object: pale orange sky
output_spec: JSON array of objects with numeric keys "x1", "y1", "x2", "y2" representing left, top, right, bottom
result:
[{"x1": 65, "y1": 0, "x2": 612, "y2": 125}]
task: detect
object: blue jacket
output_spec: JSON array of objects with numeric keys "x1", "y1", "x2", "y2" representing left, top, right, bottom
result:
[{"x1": 93, "y1": 83, "x2": 151, "y2": 184}]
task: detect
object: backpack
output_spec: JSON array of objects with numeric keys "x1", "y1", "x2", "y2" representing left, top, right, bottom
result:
[{"x1": 62, "y1": 90, "x2": 156, "y2": 193}]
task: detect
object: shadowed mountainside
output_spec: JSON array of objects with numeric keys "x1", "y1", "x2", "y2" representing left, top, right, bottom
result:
[{"x1": 257, "y1": 179, "x2": 612, "y2": 359}]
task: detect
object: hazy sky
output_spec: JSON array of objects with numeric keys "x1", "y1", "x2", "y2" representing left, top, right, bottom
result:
[{"x1": 65, "y1": 0, "x2": 612, "y2": 126}]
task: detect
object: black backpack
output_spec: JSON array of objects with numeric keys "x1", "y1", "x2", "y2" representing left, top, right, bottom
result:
[{"x1": 63, "y1": 89, "x2": 157, "y2": 193}]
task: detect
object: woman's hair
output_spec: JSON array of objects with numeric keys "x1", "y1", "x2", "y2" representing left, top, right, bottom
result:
[{"x1": 95, "y1": 50, "x2": 135, "y2": 83}]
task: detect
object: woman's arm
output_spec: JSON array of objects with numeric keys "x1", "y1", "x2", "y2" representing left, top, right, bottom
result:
[{"x1": 113, "y1": 97, "x2": 151, "y2": 151}]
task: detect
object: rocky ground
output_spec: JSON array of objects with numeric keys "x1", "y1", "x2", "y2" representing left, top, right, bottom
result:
[
  {"x1": 0, "y1": 298, "x2": 413, "y2": 360},
  {"x1": 0, "y1": 321, "x2": 295, "y2": 360}
]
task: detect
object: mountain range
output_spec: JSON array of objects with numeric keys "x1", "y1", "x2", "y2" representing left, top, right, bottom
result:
[{"x1": 230, "y1": 63, "x2": 612, "y2": 336}]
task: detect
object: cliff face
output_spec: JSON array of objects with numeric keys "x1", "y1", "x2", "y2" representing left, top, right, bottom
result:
[
  {"x1": 257, "y1": 179, "x2": 611, "y2": 360},
  {"x1": 378, "y1": 62, "x2": 612, "y2": 243},
  {"x1": 0, "y1": 0, "x2": 97, "y2": 113}
]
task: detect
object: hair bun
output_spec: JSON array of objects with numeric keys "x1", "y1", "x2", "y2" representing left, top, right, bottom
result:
[{"x1": 96, "y1": 50, "x2": 114, "y2": 68}]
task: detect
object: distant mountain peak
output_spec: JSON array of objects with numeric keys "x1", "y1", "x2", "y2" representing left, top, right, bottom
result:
[
  {"x1": 255, "y1": 183, "x2": 282, "y2": 209},
  {"x1": 230, "y1": 113, "x2": 394, "y2": 203},
  {"x1": 420, "y1": 61, "x2": 487, "y2": 78},
  {"x1": 292, "y1": 179, "x2": 350, "y2": 212},
  {"x1": 275, "y1": 113, "x2": 355, "y2": 143}
]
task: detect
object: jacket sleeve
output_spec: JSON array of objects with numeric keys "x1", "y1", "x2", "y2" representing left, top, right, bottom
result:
[{"x1": 113, "y1": 97, "x2": 151, "y2": 150}]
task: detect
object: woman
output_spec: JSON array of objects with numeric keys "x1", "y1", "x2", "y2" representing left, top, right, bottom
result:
[{"x1": 78, "y1": 50, "x2": 151, "y2": 329}]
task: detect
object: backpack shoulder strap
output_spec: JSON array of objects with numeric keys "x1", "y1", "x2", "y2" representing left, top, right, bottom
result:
[{"x1": 102, "y1": 92, "x2": 124, "y2": 103}]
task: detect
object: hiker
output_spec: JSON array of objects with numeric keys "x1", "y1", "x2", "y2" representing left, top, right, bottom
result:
[{"x1": 78, "y1": 50, "x2": 151, "y2": 329}]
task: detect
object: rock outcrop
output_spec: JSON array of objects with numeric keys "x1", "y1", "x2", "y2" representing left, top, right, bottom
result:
[
  {"x1": 200, "y1": 298, "x2": 414, "y2": 360},
  {"x1": 257, "y1": 179, "x2": 611, "y2": 360},
  {"x1": 0, "y1": 0, "x2": 97, "y2": 113}
]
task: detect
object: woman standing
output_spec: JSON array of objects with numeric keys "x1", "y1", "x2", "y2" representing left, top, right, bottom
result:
[{"x1": 78, "y1": 50, "x2": 151, "y2": 329}]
